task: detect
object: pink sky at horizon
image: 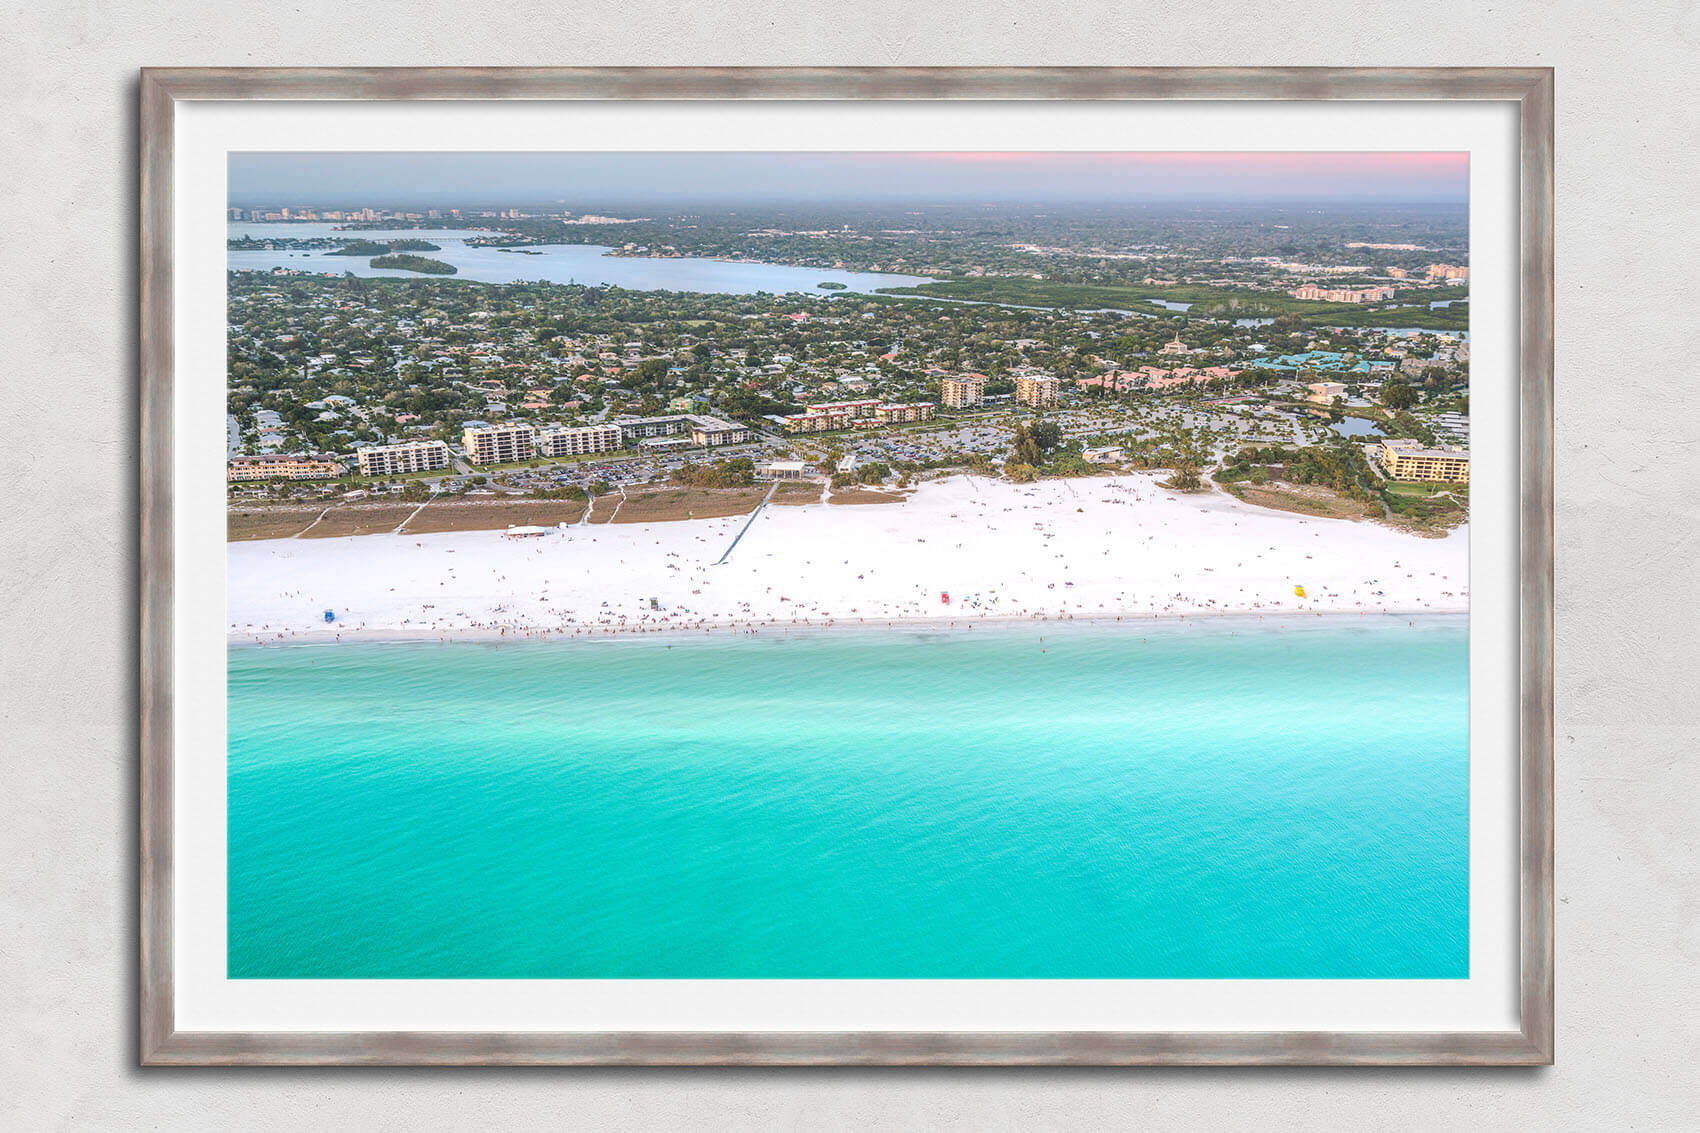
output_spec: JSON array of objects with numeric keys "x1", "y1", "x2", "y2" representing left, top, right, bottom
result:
[{"x1": 909, "y1": 150, "x2": 1466, "y2": 179}]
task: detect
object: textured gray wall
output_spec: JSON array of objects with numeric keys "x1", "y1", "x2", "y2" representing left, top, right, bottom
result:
[{"x1": 3, "y1": 2, "x2": 1697, "y2": 1128}]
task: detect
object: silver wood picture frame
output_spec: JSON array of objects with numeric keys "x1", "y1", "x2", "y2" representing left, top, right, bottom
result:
[{"x1": 140, "y1": 66, "x2": 1553, "y2": 1066}]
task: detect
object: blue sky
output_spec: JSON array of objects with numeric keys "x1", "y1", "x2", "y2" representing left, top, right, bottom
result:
[{"x1": 229, "y1": 151, "x2": 1468, "y2": 207}]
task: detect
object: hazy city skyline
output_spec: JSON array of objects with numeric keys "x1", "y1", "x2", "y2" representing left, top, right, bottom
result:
[{"x1": 229, "y1": 151, "x2": 1469, "y2": 207}]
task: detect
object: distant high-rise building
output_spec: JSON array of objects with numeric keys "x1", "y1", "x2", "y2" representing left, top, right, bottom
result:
[
  {"x1": 535, "y1": 423, "x2": 623, "y2": 458},
  {"x1": 1014, "y1": 374, "x2": 1062, "y2": 408},
  {"x1": 940, "y1": 373, "x2": 987, "y2": 409},
  {"x1": 461, "y1": 423, "x2": 536, "y2": 465}
]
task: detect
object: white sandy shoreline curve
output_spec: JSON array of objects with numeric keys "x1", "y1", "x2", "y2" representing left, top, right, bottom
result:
[{"x1": 228, "y1": 473, "x2": 1468, "y2": 645}]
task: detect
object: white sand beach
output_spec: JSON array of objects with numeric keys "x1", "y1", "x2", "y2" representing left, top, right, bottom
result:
[{"x1": 227, "y1": 473, "x2": 1468, "y2": 642}]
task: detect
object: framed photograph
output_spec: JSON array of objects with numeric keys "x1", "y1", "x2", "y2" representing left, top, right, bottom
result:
[{"x1": 140, "y1": 67, "x2": 1553, "y2": 1065}]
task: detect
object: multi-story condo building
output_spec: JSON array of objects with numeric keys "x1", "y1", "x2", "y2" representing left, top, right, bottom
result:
[
  {"x1": 227, "y1": 453, "x2": 345, "y2": 482},
  {"x1": 784, "y1": 402, "x2": 937, "y2": 433},
  {"x1": 1425, "y1": 263, "x2": 1470, "y2": 281},
  {"x1": 783, "y1": 410, "x2": 851, "y2": 434},
  {"x1": 688, "y1": 415, "x2": 750, "y2": 447},
  {"x1": 940, "y1": 373, "x2": 987, "y2": 409},
  {"x1": 1014, "y1": 374, "x2": 1062, "y2": 408},
  {"x1": 615, "y1": 413, "x2": 749, "y2": 447},
  {"x1": 1378, "y1": 438, "x2": 1470, "y2": 483},
  {"x1": 873, "y1": 402, "x2": 935, "y2": 424},
  {"x1": 356, "y1": 439, "x2": 451, "y2": 477},
  {"x1": 535, "y1": 423, "x2": 623, "y2": 458},
  {"x1": 1289, "y1": 284, "x2": 1397, "y2": 303},
  {"x1": 615, "y1": 415, "x2": 692, "y2": 444},
  {"x1": 461, "y1": 422, "x2": 536, "y2": 465},
  {"x1": 804, "y1": 399, "x2": 881, "y2": 420}
]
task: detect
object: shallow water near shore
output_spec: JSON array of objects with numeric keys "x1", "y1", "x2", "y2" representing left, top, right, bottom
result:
[{"x1": 228, "y1": 616, "x2": 1468, "y2": 979}]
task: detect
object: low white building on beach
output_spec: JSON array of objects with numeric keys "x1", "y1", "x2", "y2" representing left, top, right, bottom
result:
[{"x1": 756, "y1": 460, "x2": 813, "y2": 481}]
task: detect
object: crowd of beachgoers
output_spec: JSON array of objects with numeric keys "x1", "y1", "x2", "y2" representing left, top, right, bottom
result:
[{"x1": 228, "y1": 473, "x2": 1468, "y2": 644}]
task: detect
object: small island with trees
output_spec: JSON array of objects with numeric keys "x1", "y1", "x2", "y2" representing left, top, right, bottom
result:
[
  {"x1": 329, "y1": 238, "x2": 443, "y2": 256},
  {"x1": 368, "y1": 253, "x2": 457, "y2": 275}
]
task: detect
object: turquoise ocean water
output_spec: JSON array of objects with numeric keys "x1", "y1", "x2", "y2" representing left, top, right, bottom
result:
[{"x1": 228, "y1": 617, "x2": 1468, "y2": 979}]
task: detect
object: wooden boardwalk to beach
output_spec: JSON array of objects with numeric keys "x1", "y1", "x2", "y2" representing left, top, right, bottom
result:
[{"x1": 715, "y1": 481, "x2": 781, "y2": 565}]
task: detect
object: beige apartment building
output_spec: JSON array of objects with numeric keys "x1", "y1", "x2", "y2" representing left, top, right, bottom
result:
[
  {"x1": 873, "y1": 402, "x2": 935, "y2": 424},
  {"x1": 780, "y1": 400, "x2": 881, "y2": 434},
  {"x1": 227, "y1": 453, "x2": 345, "y2": 482},
  {"x1": 687, "y1": 415, "x2": 750, "y2": 447},
  {"x1": 804, "y1": 400, "x2": 881, "y2": 420},
  {"x1": 461, "y1": 422, "x2": 536, "y2": 465},
  {"x1": 1014, "y1": 374, "x2": 1062, "y2": 408},
  {"x1": 785, "y1": 402, "x2": 936, "y2": 433},
  {"x1": 783, "y1": 410, "x2": 847, "y2": 434},
  {"x1": 535, "y1": 423, "x2": 623, "y2": 458},
  {"x1": 1289, "y1": 284, "x2": 1397, "y2": 303},
  {"x1": 940, "y1": 373, "x2": 987, "y2": 409},
  {"x1": 1379, "y1": 438, "x2": 1470, "y2": 482},
  {"x1": 355, "y1": 439, "x2": 451, "y2": 477}
]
